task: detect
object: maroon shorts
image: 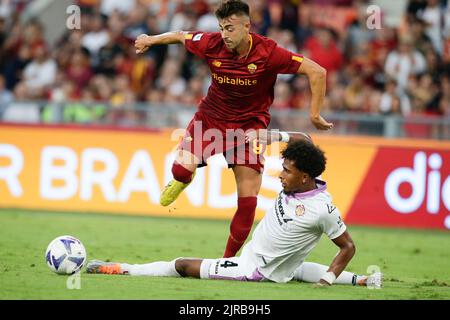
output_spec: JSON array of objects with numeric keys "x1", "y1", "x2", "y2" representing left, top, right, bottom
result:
[{"x1": 178, "y1": 111, "x2": 267, "y2": 173}]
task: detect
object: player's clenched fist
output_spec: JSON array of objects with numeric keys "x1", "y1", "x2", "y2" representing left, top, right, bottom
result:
[{"x1": 135, "y1": 34, "x2": 152, "y2": 54}]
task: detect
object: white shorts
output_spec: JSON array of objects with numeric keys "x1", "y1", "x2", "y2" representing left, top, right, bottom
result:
[{"x1": 202, "y1": 244, "x2": 267, "y2": 282}]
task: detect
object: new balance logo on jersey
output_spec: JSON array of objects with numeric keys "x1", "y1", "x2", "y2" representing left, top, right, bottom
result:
[{"x1": 327, "y1": 204, "x2": 336, "y2": 214}]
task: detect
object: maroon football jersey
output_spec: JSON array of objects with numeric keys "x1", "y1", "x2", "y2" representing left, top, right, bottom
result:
[{"x1": 184, "y1": 32, "x2": 304, "y2": 127}]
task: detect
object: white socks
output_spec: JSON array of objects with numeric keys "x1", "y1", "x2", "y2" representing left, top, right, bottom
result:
[
  {"x1": 200, "y1": 259, "x2": 214, "y2": 279},
  {"x1": 294, "y1": 262, "x2": 364, "y2": 285},
  {"x1": 120, "y1": 259, "x2": 181, "y2": 277}
]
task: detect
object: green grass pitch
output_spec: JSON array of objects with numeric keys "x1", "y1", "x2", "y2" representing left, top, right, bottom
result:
[{"x1": 0, "y1": 209, "x2": 449, "y2": 300}]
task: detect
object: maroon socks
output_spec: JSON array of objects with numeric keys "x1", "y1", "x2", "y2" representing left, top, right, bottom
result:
[{"x1": 223, "y1": 196, "x2": 257, "y2": 258}]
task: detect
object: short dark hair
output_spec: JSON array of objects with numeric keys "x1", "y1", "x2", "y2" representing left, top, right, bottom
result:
[
  {"x1": 281, "y1": 140, "x2": 326, "y2": 178},
  {"x1": 215, "y1": 0, "x2": 250, "y2": 19}
]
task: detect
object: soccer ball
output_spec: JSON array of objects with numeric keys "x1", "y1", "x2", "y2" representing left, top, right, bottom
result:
[{"x1": 45, "y1": 235, "x2": 87, "y2": 275}]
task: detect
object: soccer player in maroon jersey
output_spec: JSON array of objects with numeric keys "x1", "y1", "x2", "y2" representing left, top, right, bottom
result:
[{"x1": 135, "y1": 0, "x2": 333, "y2": 258}]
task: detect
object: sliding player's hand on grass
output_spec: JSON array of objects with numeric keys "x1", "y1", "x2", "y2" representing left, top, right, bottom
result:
[{"x1": 313, "y1": 279, "x2": 332, "y2": 287}]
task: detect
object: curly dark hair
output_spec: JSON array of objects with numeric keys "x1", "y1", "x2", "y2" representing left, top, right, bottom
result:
[
  {"x1": 281, "y1": 140, "x2": 327, "y2": 178},
  {"x1": 215, "y1": 0, "x2": 250, "y2": 19}
]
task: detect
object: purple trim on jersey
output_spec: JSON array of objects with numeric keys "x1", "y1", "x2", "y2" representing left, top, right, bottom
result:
[
  {"x1": 285, "y1": 179, "x2": 327, "y2": 204},
  {"x1": 209, "y1": 269, "x2": 266, "y2": 282}
]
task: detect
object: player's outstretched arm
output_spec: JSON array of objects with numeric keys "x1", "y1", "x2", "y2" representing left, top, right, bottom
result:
[
  {"x1": 297, "y1": 57, "x2": 333, "y2": 131},
  {"x1": 135, "y1": 31, "x2": 188, "y2": 54},
  {"x1": 317, "y1": 231, "x2": 356, "y2": 286},
  {"x1": 245, "y1": 129, "x2": 312, "y2": 145}
]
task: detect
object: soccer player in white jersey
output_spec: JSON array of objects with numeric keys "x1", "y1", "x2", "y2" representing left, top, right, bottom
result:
[{"x1": 86, "y1": 139, "x2": 382, "y2": 287}]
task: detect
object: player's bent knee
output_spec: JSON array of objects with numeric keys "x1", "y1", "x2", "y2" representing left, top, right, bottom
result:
[
  {"x1": 175, "y1": 258, "x2": 203, "y2": 278},
  {"x1": 175, "y1": 258, "x2": 188, "y2": 277}
]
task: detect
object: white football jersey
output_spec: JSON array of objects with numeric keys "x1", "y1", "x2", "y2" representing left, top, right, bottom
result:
[{"x1": 242, "y1": 179, "x2": 346, "y2": 283}]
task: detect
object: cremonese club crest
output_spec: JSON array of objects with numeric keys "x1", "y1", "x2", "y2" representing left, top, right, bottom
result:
[{"x1": 295, "y1": 204, "x2": 305, "y2": 216}]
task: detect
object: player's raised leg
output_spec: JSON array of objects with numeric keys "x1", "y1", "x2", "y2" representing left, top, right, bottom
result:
[
  {"x1": 223, "y1": 165, "x2": 262, "y2": 258},
  {"x1": 160, "y1": 149, "x2": 198, "y2": 206},
  {"x1": 293, "y1": 262, "x2": 383, "y2": 288}
]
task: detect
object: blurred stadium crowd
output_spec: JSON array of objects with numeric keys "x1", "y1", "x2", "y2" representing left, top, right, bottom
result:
[{"x1": 0, "y1": 0, "x2": 450, "y2": 127}]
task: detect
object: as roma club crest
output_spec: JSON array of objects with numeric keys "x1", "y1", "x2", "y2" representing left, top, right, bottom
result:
[
  {"x1": 247, "y1": 63, "x2": 257, "y2": 74},
  {"x1": 212, "y1": 60, "x2": 221, "y2": 67},
  {"x1": 295, "y1": 204, "x2": 305, "y2": 217}
]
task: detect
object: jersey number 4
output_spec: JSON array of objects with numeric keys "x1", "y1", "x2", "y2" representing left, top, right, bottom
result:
[{"x1": 220, "y1": 260, "x2": 238, "y2": 268}]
